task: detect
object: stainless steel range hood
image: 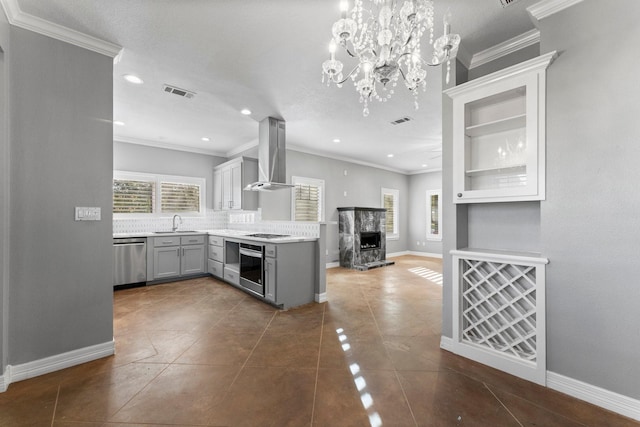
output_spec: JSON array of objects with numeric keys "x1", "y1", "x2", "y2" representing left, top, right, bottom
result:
[{"x1": 244, "y1": 117, "x2": 294, "y2": 191}]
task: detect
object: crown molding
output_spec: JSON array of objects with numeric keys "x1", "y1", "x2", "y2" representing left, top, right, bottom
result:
[
  {"x1": 0, "y1": 0, "x2": 122, "y2": 57},
  {"x1": 527, "y1": 0, "x2": 585, "y2": 22},
  {"x1": 445, "y1": 50, "x2": 557, "y2": 97},
  {"x1": 469, "y1": 29, "x2": 540, "y2": 69},
  {"x1": 287, "y1": 143, "x2": 410, "y2": 175},
  {"x1": 453, "y1": 44, "x2": 473, "y2": 70},
  {"x1": 114, "y1": 136, "x2": 227, "y2": 158},
  {"x1": 226, "y1": 139, "x2": 258, "y2": 158}
]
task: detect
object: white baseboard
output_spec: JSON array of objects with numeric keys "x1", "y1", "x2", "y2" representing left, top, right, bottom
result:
[
  {"x1": 407, "y1": 251, "x2": 443, "y2": 259},
  {"x1": 0, "y1": 340, "x2": 115, "y2": 392},
  {"x1": 438, "y1": 337, "x2": 640, "y2": 422},
  {"x1": 547, "y1": 371, "x2": 640, "y2": 421},
  {"x1": 440, "y1": 335, "x2": 453, "y2": 352},
  {"x1": 387, "y1": 250, "x2": 410, "y2": 258},
  {"x1": 315, "y1": 292, "x2": 327, "y2": 303},
  {"x1": 325, "y1": 262, "x2": 340, "y2": 269}
]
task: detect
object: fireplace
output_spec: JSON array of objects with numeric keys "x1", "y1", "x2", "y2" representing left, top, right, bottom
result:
[
  {"x1": 338, "y1": 207, "x2": 394, "y2": 270},
  {"x1": 360, "y1": 232, "x2": 381, "y2": 251}
]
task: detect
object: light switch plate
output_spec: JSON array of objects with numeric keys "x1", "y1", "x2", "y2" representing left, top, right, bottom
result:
[{"x1": 75, "y1": 207, "x2": 101, "y2": 221}]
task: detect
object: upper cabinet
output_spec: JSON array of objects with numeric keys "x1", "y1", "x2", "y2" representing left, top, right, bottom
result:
[
  {"x1": 445, "y1": 51, "x2": 557, "y2": 204},
  {"x1": 213, "y1": 157, "x2": 258, "y2": 211}
]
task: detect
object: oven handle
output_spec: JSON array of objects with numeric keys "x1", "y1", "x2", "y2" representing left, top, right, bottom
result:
[{"x1": 240, "y1": 248, "x2": 263, "y2": 258}]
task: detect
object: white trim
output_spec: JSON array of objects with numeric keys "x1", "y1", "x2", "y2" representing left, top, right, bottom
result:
[
  {"x1": 470, "y1": 29, "x2": 540, "y2": 69},
  {"x1": 326, "y1": 262, "x2": 340, "y2": 269},
  {"x1": 406, "y1": 251, "x2": 443, "y2": 259},
  {"x1": 453, "y1": 45, "x2": 473, "y2": 70},
  {"x1": 547, "y1": 372, "x2": 640, "y2": 422},
  {"x1": 450, "y1": 248, "x2": 548, "y2": 266},
  {"x1": 226, "y1": 139, "x2": 258, "y2": 158},
  {"x1": 115, "y1": 136, "x2": 226, "y2": 157},
  {"x1": 444, "y1": 50, "x2": 558, "y2": 98},
  {"x1": 287, "y1": 143, "x2": 409, "y2": 175},
  {"x1": 0, "y1": 0, "x2": 121, "y2": 58},
  {"x1": 0, "y1": 340, "x2": 115, "y2": 392},
  {"x1": 440, "y1": 336, "x2": 454, "y2": 352},
  {"x1": 386, "y1": 250, "x2": 409, "y2": 258},
  {"x1": 527, "y1": 0, "x2": 585, "y2": 21},
  {"x1": 315, "y1": 292, "x2": 328, "y2": 303}
]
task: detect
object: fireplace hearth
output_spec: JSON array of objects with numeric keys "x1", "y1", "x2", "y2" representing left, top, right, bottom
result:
[{"x1": 338, "y1": 207, "x2": 395, "y2": 270}]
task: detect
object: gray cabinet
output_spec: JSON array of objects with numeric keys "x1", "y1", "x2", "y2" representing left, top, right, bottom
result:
[
  {"x1": 264, "y1": 241, "x2": 315, "y2": 309},
  {"x1": 150, "y1": 234, "x2": 206, "y2": 282},
  {"x1": 153, "y1": 246, "x2": 181, "y2": 279},
  {"x1": 207, "y1": 235, "x2": 224, "y2": 279},
  {"x1": 264, "y1": 257, "x2": 276, "y2": 303},
  {"x1": 213, "y1": 157, "x2": 258, "y2": 211}
]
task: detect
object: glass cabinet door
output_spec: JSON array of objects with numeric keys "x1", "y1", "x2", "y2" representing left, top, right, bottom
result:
[{"x1": 446, "y1": 52, "x2": 556, "y2": 204}]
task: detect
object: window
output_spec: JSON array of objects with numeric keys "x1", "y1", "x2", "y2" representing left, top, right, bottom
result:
[
  {"x1": 292, "y1": 176, "x2": 324, "y2": 222},
  {"x1": 426, "y1": 189, "x2": 442, "y2": 241},
  {"x1": 113, "y1": 171, "x2": 205, "y2": 217},
  {"x1": 381, "y1": 188, "x2": 399, "y2": 240}
]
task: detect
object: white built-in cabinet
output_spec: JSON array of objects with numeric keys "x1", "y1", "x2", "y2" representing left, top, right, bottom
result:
[
  {"x1": 213, "y1": 157, "x2": 258, "y2": 210},
  {"x1": 445, "y1": 52, "x2": 557, "y2": 386},
  {"x1": 446, "y1": 51, "x2": 557, "y2": 204}
]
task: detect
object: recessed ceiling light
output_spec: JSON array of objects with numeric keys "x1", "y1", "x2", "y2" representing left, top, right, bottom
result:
[
  {"x1": 240, "y1": 108, "x2": 252, "y2": 115},
  {"x1": 333, "y1": 138, "x2": 341, "y2": 143},
  {"x1": 387, "y1": 154, "x2": 394, "y2": 158},
  {"x1": 201, "y1": 137, "x2": 210, "y2": 142},
  {"x1": 123, "y1": 74, "x2": 144, "y2": 84},
  {"x1": 422, "y1": 164, "x2": 428, "y2": 167},
  {"x1": 113, "y1": 120, "x2": 125, "y2": 126}
]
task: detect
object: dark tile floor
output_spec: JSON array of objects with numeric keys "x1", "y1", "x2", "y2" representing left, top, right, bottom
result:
[{"x1": 1, "y1": 255, "x2": 638, "y2": 426}]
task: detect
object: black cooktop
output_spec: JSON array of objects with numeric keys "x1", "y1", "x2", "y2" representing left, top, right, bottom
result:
[{"x1": 246, "y1": 233, "x2": 290, "y2": 239}]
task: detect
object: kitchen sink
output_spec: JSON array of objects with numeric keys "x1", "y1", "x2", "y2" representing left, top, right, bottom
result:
[{"x1": 153, "y1": 230, "x2": 197, "y2": 234}]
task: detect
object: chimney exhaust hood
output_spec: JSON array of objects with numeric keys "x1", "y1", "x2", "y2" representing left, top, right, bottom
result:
[{"x1": 244, "y1": 117, "x2": 294, "y2": 191}]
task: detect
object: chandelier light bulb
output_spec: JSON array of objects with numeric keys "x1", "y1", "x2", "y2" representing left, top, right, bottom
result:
[{"x1": 340, "y1": 0, "x2": 349, "y2": 17}]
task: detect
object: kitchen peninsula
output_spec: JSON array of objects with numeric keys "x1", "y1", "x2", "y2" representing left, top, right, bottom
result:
[{"x1": 115, "y1": 229, "x2": 320, "y2": 309}]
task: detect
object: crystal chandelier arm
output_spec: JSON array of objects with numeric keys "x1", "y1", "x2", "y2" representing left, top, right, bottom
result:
[{"x1": 335, "y1": 64, "x2": 362, "y2": 85}]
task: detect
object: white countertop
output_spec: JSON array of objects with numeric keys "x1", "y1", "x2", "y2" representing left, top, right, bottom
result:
[{"x1": 114, "y1": 229, "x2": 317, "y2": 244}]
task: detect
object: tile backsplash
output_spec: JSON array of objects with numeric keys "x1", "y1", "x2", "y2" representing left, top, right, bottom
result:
[{"x1": 113, "y1": 209, "x2": 320, "y2": 238}]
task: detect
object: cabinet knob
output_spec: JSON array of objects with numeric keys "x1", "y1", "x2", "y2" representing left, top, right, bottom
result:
[{"x1": 457, "y1": 193, "x2": 462, "y2": 198}]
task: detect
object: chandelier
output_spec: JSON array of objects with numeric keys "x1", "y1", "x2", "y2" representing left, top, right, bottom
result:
[{"x1": 322, "y1": 0, "x2": 460, "y2": 116}]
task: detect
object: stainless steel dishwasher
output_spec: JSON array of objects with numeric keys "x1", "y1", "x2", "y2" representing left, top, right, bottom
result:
[{"x1": 113, "y1": 237, "x2": 147, "y2": 286}]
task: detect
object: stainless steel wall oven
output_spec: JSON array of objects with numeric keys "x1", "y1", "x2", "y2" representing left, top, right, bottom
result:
[{"x1": 239, "y1": 242, "x2": 264, "y2": 296}]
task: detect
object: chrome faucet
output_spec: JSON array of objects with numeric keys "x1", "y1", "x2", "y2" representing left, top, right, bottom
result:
[{"x1": 172, "y1": 214, "x2": 183, "y2": 232}]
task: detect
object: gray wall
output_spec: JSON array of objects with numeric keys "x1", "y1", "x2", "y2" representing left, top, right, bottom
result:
[
  {"x1": 258, "y1": 150, "x2": 411, "y2": 263},
  {"x1": 113, "y1": 141, "x2": 226, "y2": 210},
  {"x1": 538, "y1": 0, "x2": 640, "y2": 398},
  {"x1": 408, "y1": 171, "x2": 443, "y2": 255},
  {"x1": 442, "y1": 0, "x2": 640, "y2": 402},
  {"x1": 0, "y1": 10, "x2": 9, "y2": 376},
  {"x1": 7, "y1": 28, "x2": 114, "y2": 364}
]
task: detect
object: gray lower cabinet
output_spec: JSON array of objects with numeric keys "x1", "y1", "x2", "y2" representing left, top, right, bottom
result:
[
  {"x1": 264, "y1": 241, "x2": 315, "y2": 309},
  {"x1": 264, "y1": 257, "x2": 276, "y2": 302},
  {"x1": 207, "y1": 235, "x2": 224, "y2": 279},
  {"x1": 150, "y1": 234, "x2": 206, "y2": 282},
  {"x1": 153, "y1": 246, "x2": 181, "y2": 279}
]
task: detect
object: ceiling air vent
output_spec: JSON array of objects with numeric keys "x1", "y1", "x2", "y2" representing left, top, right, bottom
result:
[
  {"x1": 499, "y1": 0, "x2": 523, "y2": 7},
  {"x1": 390, "y1": 116, "x2": 413, "y2": 125},
  {"x1": 162, "y1": 84, "x2": 196, "y2": 99}
]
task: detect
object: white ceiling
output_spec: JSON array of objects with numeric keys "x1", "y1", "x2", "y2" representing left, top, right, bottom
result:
[{"x1": 15, "y1": 0, "x2": 539, "y2": 174}]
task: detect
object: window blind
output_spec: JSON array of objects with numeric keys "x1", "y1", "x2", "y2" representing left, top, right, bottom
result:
[
  {"x1": 160, "y1": 181, "x2": 201, "y2": 213},
  {"x1": 113, "y1": 179, "x2": 155, "y2": 213},
  {"x1": 294, "y1": 183, "x2": 320, "y2": 221},
  {"x1": 383, "y1": 193, "x2": 395, "y2": 233}
]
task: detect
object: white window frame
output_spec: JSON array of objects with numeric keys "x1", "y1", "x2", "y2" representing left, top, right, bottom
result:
[
  {"x1": 113, "y1": 170, "x2": 206, "y2": 218},
  {"x1": 381, "y1": 188, "x2": 399, "y2": 240},
  {"x1": 291, "y1": 176, "x2": 325, "y2": 222},
  {"x1": 426, "y1": 189, "x2": 442, "y2": 241}
]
